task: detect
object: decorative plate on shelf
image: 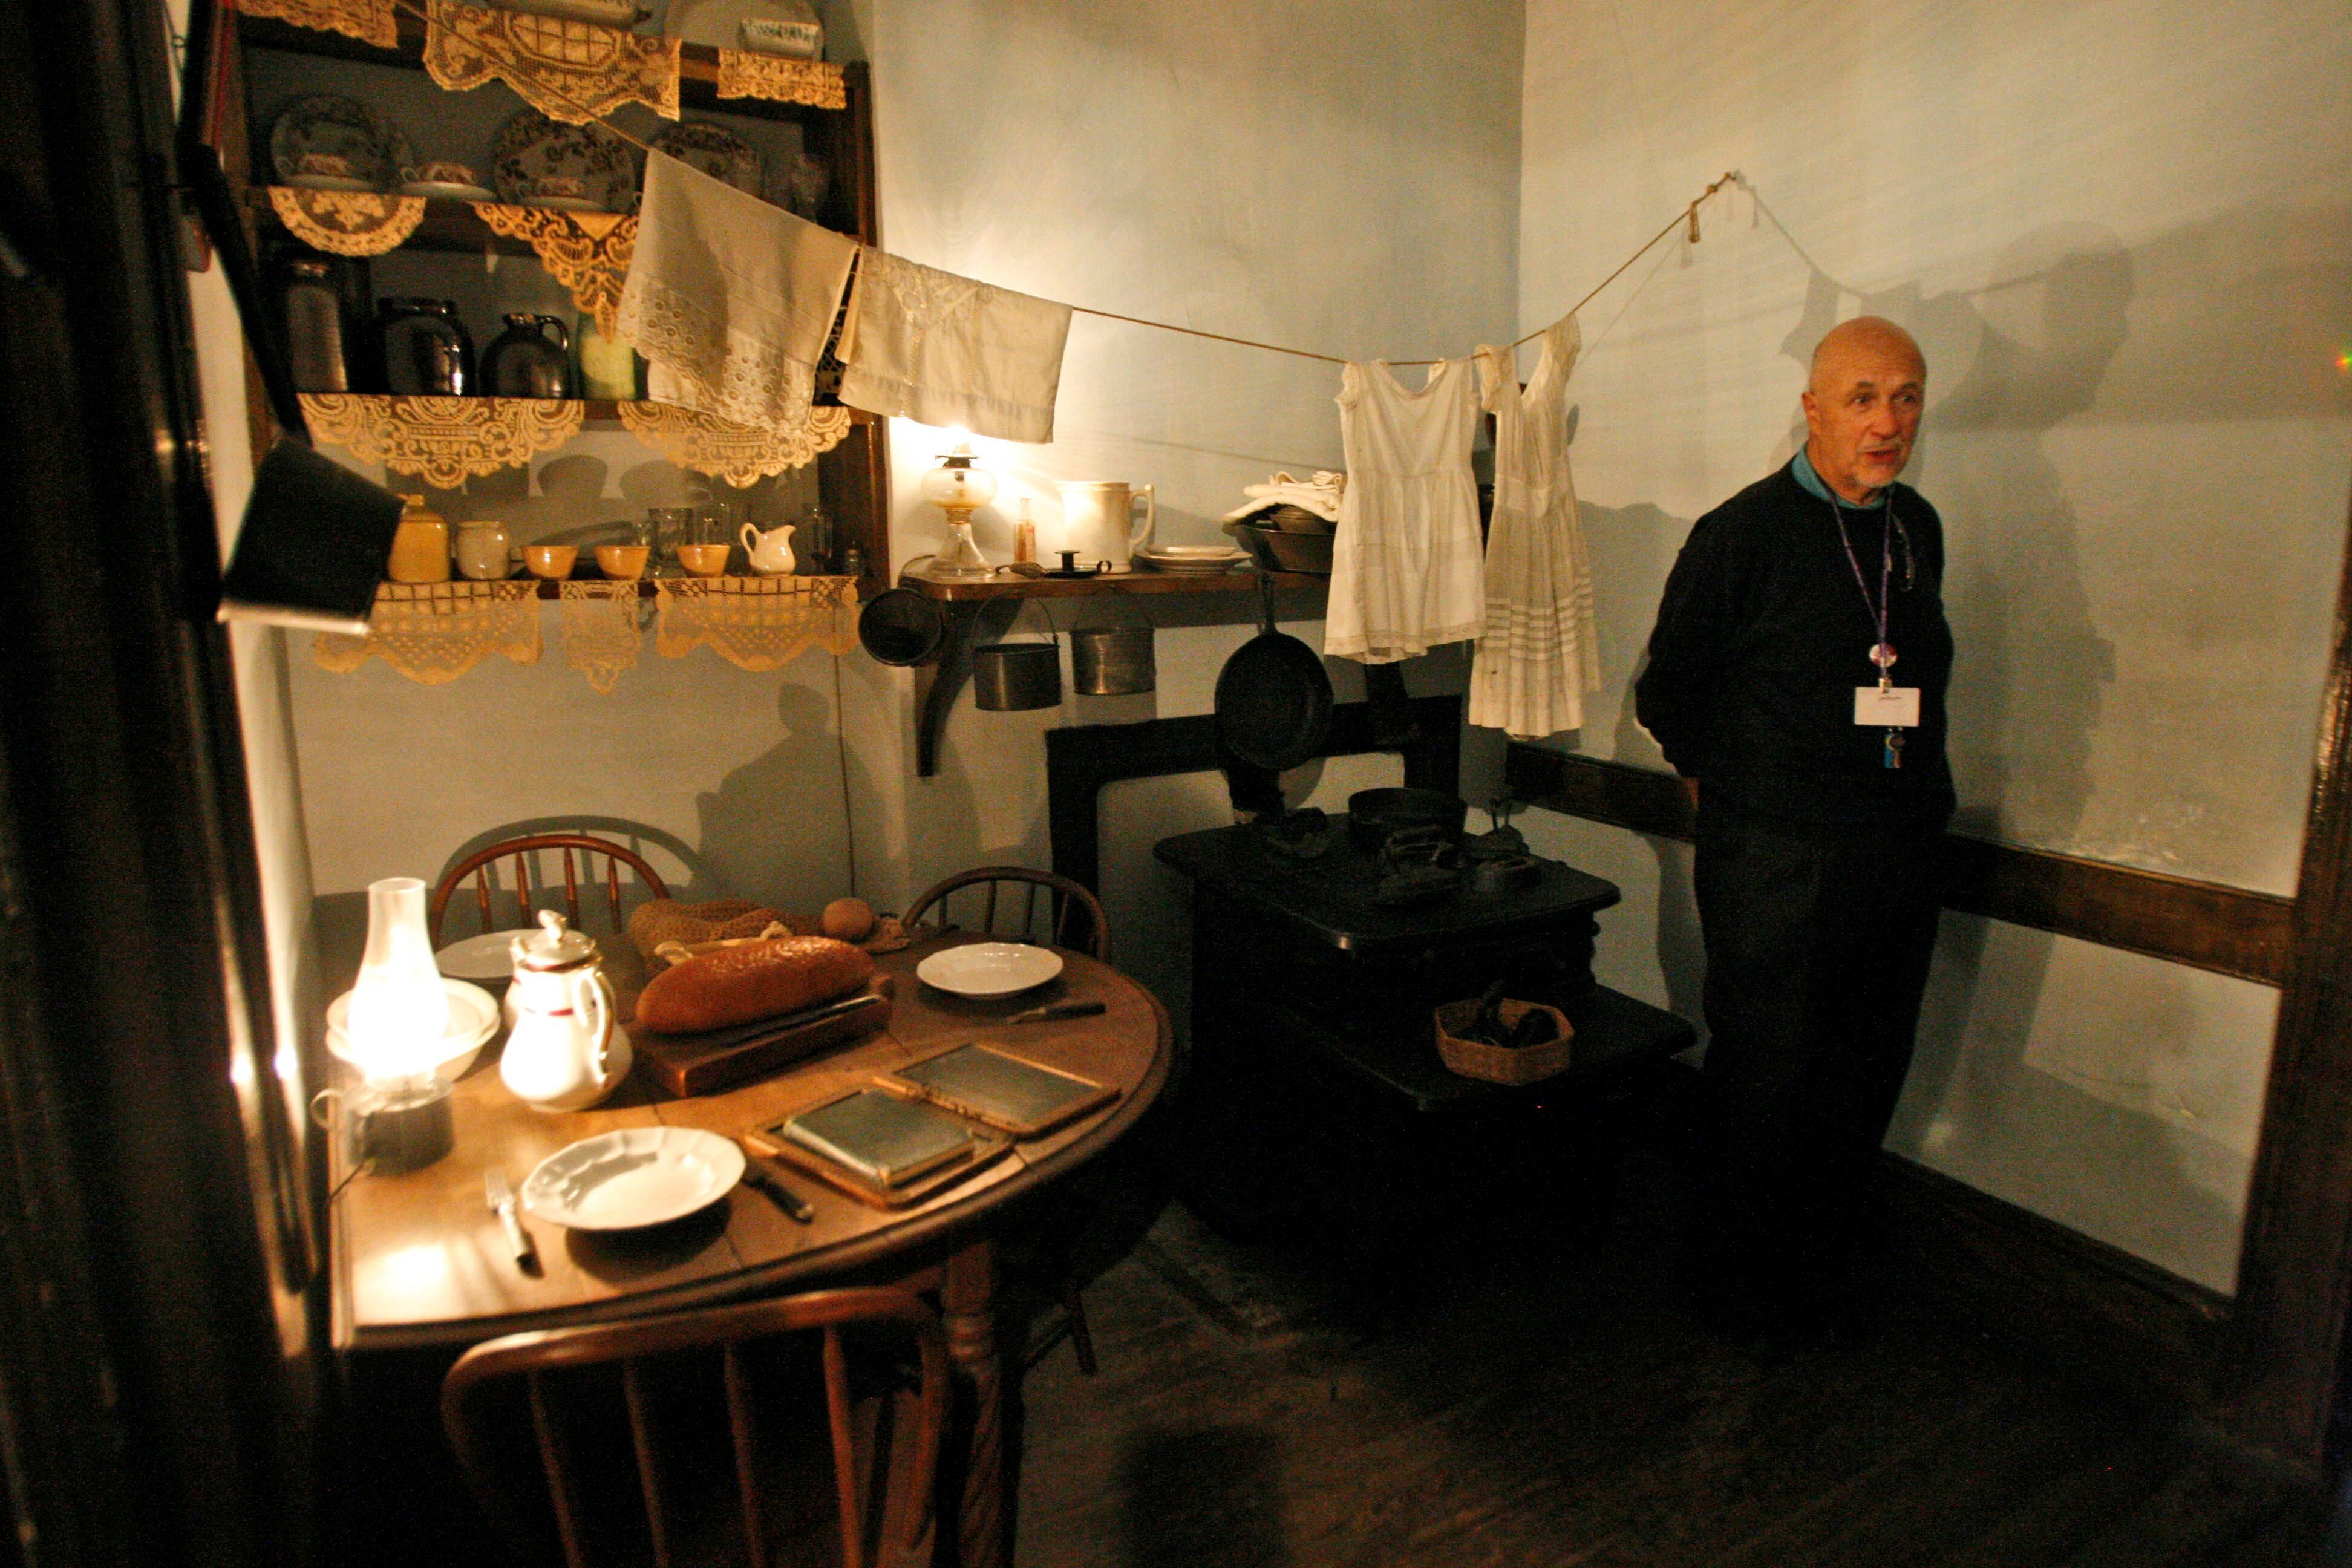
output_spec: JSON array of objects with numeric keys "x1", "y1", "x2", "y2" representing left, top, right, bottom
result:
[
  {"x1": 521, "y1": 1127, "x2": 746, "y2": 1230},
  {"x1": 491, "y1": 108, "x2": 639, "y2": 214},
  {"x1": 648, "y1": 121, "x2": 762, "y2": 197},
  {"x1": 399, "y1": 159, "x2": 499, "y2": 203},
  {"x1": 270, "y1": 93, "x2": 415, "y2": 192}
]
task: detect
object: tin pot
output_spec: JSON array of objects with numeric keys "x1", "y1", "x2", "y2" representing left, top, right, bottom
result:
[
  {"x1": 1070, "y1": 625, "x2": 1155, "y2": 695},
  {"x1": 972, "y1": 641, "x2": 1062, "y2": 711},
  {"x1": 858, "y1": 587, "x2": 947, "y2": 666}
]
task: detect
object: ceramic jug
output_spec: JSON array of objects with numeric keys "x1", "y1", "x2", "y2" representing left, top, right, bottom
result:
[
  {"x1": 480, "y1": 313, "x2": 573, "y2": 399},
  {"x1": 378, "y1": 298, "x2": 474, "y2": 396},
  {"x1": 502, "y1": 910, "x2": 627, "y2": 1112},
  {"x1": 1056, "y1": 481, "x2": 1155, "y2": 569},
  {"x1": 740, "y1": 520, "x2": 797, "y2": 576}
]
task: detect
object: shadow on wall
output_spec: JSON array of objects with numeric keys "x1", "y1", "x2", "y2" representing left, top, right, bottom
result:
[
  {"x1": 1881, "y1": 225, "x2": 2131, "y2": 1163},
  {"x1": 313, "y1": 815, "x2": 704, "y2": 977},
  {"x1": 1890, "y1": 916, "x2": 2247, "y2": 1287},
  {"x1": 697, "y1": 667, "x2": 872, "y2": 911}
]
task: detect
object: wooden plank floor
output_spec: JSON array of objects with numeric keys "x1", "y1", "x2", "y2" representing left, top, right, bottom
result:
[{"x1": 1010, "y1": 1155, "x2": 2332, "y2": 1568}]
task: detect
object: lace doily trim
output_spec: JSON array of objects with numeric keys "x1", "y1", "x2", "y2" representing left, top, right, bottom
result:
[
  {"x1": 267, "y1": 186, "x2": 427, "y2": 257},
  {"x1": 423, "y1": 0, "x2": 679, "y2": 123},
  {"x1": 615, "y1": 271, "x2": 818, "y2": 434},
  {"x1": 312, "y1": 581, "x2": 541, "y2": 684},
  {"x1": 300, "y1": 394, "x2": 586, "y2": 488},
  {"x1": 556, "y1": 580, "x2": 645, "y2": 694},
  {"x1": 616, "y1": 400, "x2": 852, "y2": 487},
  {"x1": 655, "y1": 575, "x2": 860, "y2": 671},
  {"x1": 714, "y1": 50, "x2": 848, "y2": 110},
  {"x1": 238, "y1": 0, "x2": 397, "y2": 50},
  {"x1": 469, "y1": 203, "x2": 636, "y2": 338}
]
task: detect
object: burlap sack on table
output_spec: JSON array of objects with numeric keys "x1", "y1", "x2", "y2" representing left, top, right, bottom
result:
[
  {"x1": 628, "y1": 899, "x2": 913, "y2": 970},
  {"x1": 628, "y1": 899, "x2": 785, "y2": 967}
]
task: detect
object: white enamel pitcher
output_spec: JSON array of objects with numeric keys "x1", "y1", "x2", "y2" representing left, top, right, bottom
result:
[
  {"x1": 740, "y1": 520, "x2": 797, "y2": 576},
  {"x1": 1056, "y1": 480, "x2": 1155, "y2": 569},
  {"x1": 502, "y1": 910, "x2": 627, "y2": 1111}
]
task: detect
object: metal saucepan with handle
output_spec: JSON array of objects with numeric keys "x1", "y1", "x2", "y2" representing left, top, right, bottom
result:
[{"x1": 1214, "y1": 571, "x2": 1334, "y2": 773}]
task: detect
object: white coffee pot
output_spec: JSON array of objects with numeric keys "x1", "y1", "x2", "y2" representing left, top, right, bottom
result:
[
  {"x1": 502, "y1": 910, "x2": 627, "y2": 1111},
  {"x1": 740, "y1": 521, "x2": 797, "y2": 576},
  {"x1": 1056, "y1": 481, "x2": 1155, "y2": 569}
]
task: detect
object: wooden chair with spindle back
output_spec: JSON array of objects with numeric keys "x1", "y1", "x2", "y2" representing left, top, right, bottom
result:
[
  {"x1": 430, "y1": 833, "x2": 671, "y2": 947},
  {"x1": 901, "y1": 866, "x2": 1110, "y2": 961},
  {"x1": 442, "y1": 1287, "x2": 950, "y2": 1568},
  {"x1": 903, "y1": 866, "x2": 1113, "y2": 1380}
]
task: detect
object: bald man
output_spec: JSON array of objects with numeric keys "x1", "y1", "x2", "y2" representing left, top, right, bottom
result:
[{"x1": 1635, "y1": 317, "x2": 1953, "y2": 1340}]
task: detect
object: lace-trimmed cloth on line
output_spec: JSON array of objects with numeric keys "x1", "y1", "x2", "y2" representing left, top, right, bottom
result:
[
  {"x1": 614, "y1": 150, "x2": 856, "y2": 433},
  {"x1": 835, "y1": 248, "x2": 1073, "y2": 444}
]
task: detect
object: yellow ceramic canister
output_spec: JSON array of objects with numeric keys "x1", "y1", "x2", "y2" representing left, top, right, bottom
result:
[{"x1": 386, "y1": 495, "x2": 451, "y2": 584}]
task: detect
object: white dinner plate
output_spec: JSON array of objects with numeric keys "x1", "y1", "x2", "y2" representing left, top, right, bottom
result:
[
  {"x1": 325, "y1": 976, "x2": 500, "y2": 1079},
  {"x1": 436, "y1": 930, "x2": 527, "y2": 984},
  {"x1": 521, "y1": 1127, "x2": 746, "y2": 1230},
  {"x1": 916, "y1": 942, "x2": 1065, "y2": 998},
  {"x1": 1137, "y1": 546, "x2": 1249, "y2": 574}
]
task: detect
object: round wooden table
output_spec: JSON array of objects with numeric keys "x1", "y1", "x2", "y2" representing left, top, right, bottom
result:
[{"x1": 330, "y1": 932, "x2": 1173, "y2": 1568}]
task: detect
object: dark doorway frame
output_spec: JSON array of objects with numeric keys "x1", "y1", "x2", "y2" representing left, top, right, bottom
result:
[{"x1": 0, "y1": 0, "x2": 319, "y2": 1562}]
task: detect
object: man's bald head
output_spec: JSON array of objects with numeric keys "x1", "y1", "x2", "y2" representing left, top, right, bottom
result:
[
  {"x1": 1808, "y1": 316, "x2": 1926, "y2": 396},
  {"x1": 1802, "y1": 316, "x2": 1927, "y2": 503}
]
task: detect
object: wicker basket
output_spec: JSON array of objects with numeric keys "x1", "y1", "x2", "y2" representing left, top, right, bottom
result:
[{"x1": 1433, "y1": 998, "x2": 1575, "y2": 1085}]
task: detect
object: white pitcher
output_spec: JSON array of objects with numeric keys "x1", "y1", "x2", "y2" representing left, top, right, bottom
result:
[
  {"x1": 502, "y1": 910, "x2": 627, "y2": 1112},
  {"x1": 740, "y1": 520, "x2": 797, "y2": 576},
  {"x1": 1056, "y1": 481, "x2": 1155, "y2": 569}
]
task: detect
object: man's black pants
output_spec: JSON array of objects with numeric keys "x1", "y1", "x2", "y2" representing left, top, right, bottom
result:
[{"x1": 1688, "y1": 797, "x2": 1944, "y2": 1312}]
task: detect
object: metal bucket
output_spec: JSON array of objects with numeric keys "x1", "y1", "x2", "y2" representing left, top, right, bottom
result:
[
  {"x1": 1070, "y1": 625, "x2": 1155, "y2": 695},
  {"x1": 972, "y1": 641, "x2": 1062, "y2": 710}
]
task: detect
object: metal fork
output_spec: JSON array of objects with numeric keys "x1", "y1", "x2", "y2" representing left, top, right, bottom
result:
[{"x1": 485, "y1": 1169, "x2": 537, "y2": 1269}]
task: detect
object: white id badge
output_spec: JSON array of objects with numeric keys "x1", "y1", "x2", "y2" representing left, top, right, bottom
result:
[{"x1": 1855, "y1": 685, "x2": 1921, "y2": 727}]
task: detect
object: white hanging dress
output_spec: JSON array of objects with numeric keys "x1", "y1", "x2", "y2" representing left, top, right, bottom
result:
[
  {"x1": 1324, "y1": 358, "x2": 1485, "y2": 664},
  {"x1": 1469, "y1": 317, "x2": 1599, "y2": 737}
]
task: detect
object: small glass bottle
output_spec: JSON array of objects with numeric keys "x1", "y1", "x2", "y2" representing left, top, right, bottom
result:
[{"x1": 1013, "y1": 497, "x2": 1038, "y2": 565}]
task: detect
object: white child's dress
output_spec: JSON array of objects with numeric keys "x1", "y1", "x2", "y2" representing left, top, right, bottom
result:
[
  {"x1": 1469, "y1": 316, "x2": 1599, "y2": 737},
  {"x1": 1323, "y1": 358, "x2": 1486, "y2": 664}
]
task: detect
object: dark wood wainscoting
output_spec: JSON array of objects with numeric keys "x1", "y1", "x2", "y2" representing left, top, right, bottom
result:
[{"x1": 1502, "y1": 745, "x2": 2294, "y2": 986}]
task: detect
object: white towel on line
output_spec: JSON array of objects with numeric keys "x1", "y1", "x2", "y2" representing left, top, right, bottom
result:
[
  {"x1": 835, "y1": 247, "x2": 1072, "y2": 443},
  {"x1": 615, "y1": 149, "x2": 857, "y2": 432}
]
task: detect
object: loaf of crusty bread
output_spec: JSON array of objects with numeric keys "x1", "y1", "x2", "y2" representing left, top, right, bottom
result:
[{"x1": 635, "y1": 935, "x2": 874, "y2": 1036}]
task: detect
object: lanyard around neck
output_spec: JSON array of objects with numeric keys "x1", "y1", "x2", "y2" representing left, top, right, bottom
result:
[{"x1": 1829, "y1": 490, "x2": 1898, "y2": 683}]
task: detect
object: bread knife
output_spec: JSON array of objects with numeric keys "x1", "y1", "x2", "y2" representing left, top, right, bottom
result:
[
  {"x1": 1006, "y1": 999, "x2": 1107, "y2": 1025},
  {"x1": 741, "y1": 1156, "x2": 815, "y2": 1223}
]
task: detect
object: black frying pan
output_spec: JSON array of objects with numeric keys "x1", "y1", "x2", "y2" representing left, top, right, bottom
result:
[{"x1": 1215, "y1": 572, "x2": 1334, "y2": 773}]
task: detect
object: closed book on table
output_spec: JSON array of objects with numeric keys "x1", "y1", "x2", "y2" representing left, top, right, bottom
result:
[
  {"x1": 780, "y1": 1089, "x2": 976, "y2": 1187},
  {"x1": 881, "y1": 1043, "x2": 1116, "y2": 1137}
]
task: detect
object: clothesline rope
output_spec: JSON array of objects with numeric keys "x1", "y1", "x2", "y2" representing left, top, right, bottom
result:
[{"x1": 374, "y1": 1, "x2": 1737, "y2": 373}]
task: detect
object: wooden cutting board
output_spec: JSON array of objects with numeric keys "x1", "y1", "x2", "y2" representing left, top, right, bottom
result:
[{"x1": 627, "y1": 977, "x2": 894, "y2": 1097}]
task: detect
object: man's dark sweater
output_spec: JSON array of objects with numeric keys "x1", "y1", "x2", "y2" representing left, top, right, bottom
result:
[{"x1": 1635, "y1": 459, "x2": 1955, "y2": 832}]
